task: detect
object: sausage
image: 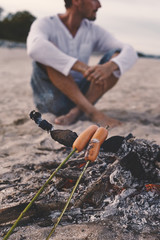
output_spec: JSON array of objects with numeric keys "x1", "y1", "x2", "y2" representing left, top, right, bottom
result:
[
  {"x1": 84, "y1": 127, "x2": 108, "y2": 162},
  {"x1": 72, "y1": 125, "x2": 98, "y2": 152}
]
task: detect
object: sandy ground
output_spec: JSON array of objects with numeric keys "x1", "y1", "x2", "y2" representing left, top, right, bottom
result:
[{"x1": 0, "y1": 48, "x2": 160, "y2": 239}]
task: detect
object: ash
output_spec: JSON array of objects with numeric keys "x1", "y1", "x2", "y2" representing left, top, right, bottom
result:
[
  {"x1": 1, "y1": 134, "x2": 160, "y2": 236},
  {"x1": 50, "y1": 134, "x2": 160, "y2": 232}
]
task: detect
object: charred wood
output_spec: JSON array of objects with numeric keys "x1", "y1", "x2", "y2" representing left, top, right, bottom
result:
[
  {"x1": 0, "y1": 200, "x2": 71, "y2": 225},
  {"x1": 74, "y1": 160, "x2": 119, "y2": 208}
]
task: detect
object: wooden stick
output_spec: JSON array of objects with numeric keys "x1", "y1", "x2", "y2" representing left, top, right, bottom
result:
[
  {"x1": 46, "y1": 160, "x2": 90, "y2": 240},
  {"x1": 3, "y1": 148, "x2": 76, "y2": 240}
]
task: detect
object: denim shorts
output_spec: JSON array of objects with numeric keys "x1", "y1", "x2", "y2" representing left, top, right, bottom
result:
[{"x1": 30, "y1": 49, "x2": 119, "y2": 116}]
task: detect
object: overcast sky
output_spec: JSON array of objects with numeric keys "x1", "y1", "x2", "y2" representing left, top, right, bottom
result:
[
  {"x1": 1, "y1": 0, "x2": 159, "y2": 21},
  {"x1": 1, "y1": 0, "x2": 160, "y2": 54}
]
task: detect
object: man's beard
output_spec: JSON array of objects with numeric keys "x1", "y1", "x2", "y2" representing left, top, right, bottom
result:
[{"x1": 86, "y1": 15, "x2": 96, "y2": 21}]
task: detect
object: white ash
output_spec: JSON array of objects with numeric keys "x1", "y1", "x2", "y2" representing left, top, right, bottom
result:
[
  {"x1": 58, "y1": 188, "x2": 159, "y2": 232},
  {"x1": 117, "y1": 137, "x2": 160, "y2": 181},
  {"x1": 1, "y1": 135, "x2": 160, "y2": 235},
  {"x1": 116, "y1": 190, "x2": 160, "y2": 231},
  {"x1": 50, "y1": 136, "x2": 160, "y2": 231},
  {"x1": 109, "y1": 166, "x2": 134, "y2": 188}
]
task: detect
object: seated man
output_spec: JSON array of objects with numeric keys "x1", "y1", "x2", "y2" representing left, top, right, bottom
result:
[{"x1": 27, "y1": 0, "x2": 137, "y2": 127}]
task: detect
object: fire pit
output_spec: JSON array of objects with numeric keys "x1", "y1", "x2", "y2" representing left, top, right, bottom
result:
[{"x1": 0, "y1": 131, "x2": 160, "y2": 239}]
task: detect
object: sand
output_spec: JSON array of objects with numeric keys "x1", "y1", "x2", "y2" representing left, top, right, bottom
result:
[{"x1": 0, "y1": 48, "x2": 160, "y2": 239}]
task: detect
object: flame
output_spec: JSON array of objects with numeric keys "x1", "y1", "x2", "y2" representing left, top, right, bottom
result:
[
  {"x1": 145, "y1": 184, "x2": 160, "y2": 194},
  {"x1": 78, "y1": 163, "x2": 86, "y2": 168},
  {"x1": 61, "y1": 179, "x2": 75, "y2": 189},
  {"x1": 68, "y1": 179, "x2": 73, "y2": 183}
]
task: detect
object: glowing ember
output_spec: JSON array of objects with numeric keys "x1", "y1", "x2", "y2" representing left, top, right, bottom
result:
[{"x1": 145, "y1": 184, "x2": 160, "y2": 194}]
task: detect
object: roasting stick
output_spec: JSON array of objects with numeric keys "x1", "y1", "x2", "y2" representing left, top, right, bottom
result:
[
  {"x1": 46, "y1": 160, "x2": 90, "y2": 240},
  {"x1": 46, "y1": 125, "x2": 100, "y2": 239},
  {"x1": 3, "y1": 125, "x2": 98, "y2": 240},
  {"x1": 2, "y1": 149, "x2": 76, "y2": 240},
  {"x1": 46, "y1": 126, "x2": 108, "y2": 240}
]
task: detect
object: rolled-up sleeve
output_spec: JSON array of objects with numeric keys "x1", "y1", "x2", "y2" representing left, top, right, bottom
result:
[
  {"x1": 27, "y1": 18, "x2": 77, "y2": 76},
  {"x1": 111, "y1": 44, "x2": 138, "y2": 78},
  {"x1": 92, "y1": 24, "x2": 138, "y2": 77}
]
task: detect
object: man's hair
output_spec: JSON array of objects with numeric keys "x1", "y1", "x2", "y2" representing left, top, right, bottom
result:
[{"x1": 64, "y1": 0, "x2": 72, "y2": 8}]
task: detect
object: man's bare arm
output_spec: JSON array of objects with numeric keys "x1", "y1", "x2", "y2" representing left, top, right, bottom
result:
[
  {"x1": 84, "y1": 61, "x2": 119, "y2": 84},
  {"x1": 71, "y1": 60, "x2": 89, "y2": 75},
  {"x1": 71, "y1": 59, "x2": 119, "y2": 86}
]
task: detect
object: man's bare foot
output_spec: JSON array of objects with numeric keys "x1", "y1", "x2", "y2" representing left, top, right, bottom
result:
[
  {"x1": 54, "y1": 106, "x2": 121, "y2": 127},
  {"x1": 54, "y1": 108, "x2": 81, "y2": 125},
  {"x1": 90, "y1": 111, "x2": 122, "y2": 128}
]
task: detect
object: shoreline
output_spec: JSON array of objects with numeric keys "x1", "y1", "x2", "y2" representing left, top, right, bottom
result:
[{"x1": 0, "y1": 39, "x2": 160, "y2": 59}]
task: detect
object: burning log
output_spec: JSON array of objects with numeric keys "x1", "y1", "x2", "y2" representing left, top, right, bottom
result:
[{"x1": 145, "y1": 183, "x2": 160, "y2": 193}]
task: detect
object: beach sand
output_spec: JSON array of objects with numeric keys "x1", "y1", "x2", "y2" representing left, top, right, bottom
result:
[{"x1": 0, "y1": 48, "x2": 160, "y2": 239}]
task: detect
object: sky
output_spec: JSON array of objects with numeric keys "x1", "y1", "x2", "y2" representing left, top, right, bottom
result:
[{"x1": 1, "y1": 0, "x2": 160, "y2": 54}]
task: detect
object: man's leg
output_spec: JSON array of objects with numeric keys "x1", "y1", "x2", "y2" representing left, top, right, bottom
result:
[
  {"x1": 53, "y1": 73, "x2": 120, "y2": 126},
  {"x1": 46, "y1": 52, "x2": 121, "y2": 127},
  {"x1": 46, "y1": 66, "x2": 101, "y2": 124},
  {"x1": 31, "y1": 62, "x2": 76, "y2": 116}
]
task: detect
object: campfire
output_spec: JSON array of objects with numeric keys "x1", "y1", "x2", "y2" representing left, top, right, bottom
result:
[
  {"x1": 0, "y1": 112, "x2": 160, "y2": 238},
  {"x1": 45, "y1": 134, "x2": 160, "y2": 230}
]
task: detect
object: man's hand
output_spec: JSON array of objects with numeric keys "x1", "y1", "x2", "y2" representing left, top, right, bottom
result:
[
  {"x1": 71, "y1": 60, "x2": 119, "y2": 90},
  {"x1": 72, "y1": 60, "x2": 89, "y2": 75},
  {"x1": 84, "y1": 61, "x2": 118, "y2": 85}
]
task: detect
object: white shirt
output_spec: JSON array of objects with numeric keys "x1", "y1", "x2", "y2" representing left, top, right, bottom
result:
[{"x1": 27, "y1": 14, "x2": 138, "y2": 79}]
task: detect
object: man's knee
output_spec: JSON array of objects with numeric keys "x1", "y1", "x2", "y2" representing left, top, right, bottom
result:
[{"x1": 99, "y1": 49, "x2": 120, "y2": 65}]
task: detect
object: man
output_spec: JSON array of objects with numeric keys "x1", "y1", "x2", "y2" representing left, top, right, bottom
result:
[{"x1": 27, "y1": 0, "x2": 137, "y2": 127}]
